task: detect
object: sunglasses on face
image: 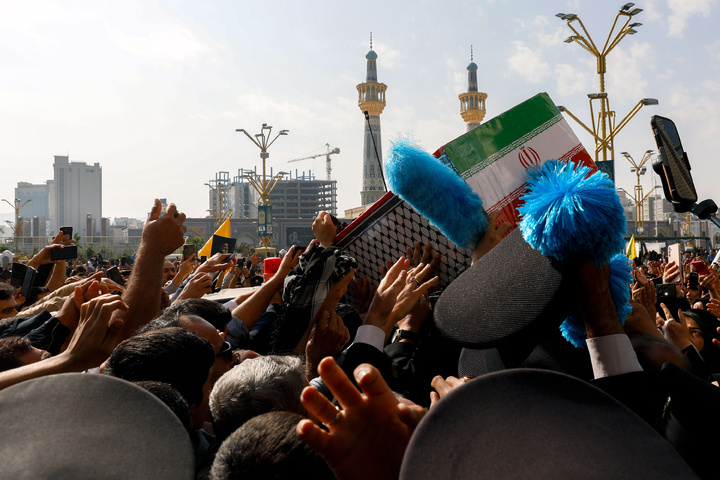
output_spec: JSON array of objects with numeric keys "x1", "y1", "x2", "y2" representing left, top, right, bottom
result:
[{"x1": 215, "y1": 341, "x2": 233, "y2": 362}]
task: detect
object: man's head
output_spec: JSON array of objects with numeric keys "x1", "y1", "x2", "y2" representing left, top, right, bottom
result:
[
  {"x1": 209, "y1": 355, "x2": 307, "y2": 442},
  {"x1": 163, "y1": 260, "x2": 176, "y2": 284},
  {"x1": 103, "y1": 327, "x2": 215, "y2": 430},
  {"x1": 139, "y1": 312, "x2": 233, "y2": 385},
  {"x1": 0, "y1": 283, "x2": 18, "y2": 320},
  {"x1": 210, "y1": 411, "x2": 334, "y2": 480},
  {"x1": 0, "y1": 336, "x2": 50, "y2": 372},
  {"x1": 162, "y1": 299, "x2": 232, "y2": 333}
]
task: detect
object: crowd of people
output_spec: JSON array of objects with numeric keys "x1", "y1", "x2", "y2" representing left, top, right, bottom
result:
[{"x1": 0, "y1": 200, "x2": 718, "y2": 479}]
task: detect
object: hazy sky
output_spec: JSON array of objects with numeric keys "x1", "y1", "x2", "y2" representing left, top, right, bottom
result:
[{"x1": 1, "y1": 0, "x2": 719, "y2": 222}]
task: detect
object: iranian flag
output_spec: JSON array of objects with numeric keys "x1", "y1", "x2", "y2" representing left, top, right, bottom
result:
[{"x1": 434, "y1": 92, "x2": 596, "y2": 228}]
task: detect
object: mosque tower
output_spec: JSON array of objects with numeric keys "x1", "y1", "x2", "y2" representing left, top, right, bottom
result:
[
  {"x1": 459, "y1": 46, "x2": 487, "y2": 132},
  {"x1": 357, "y1": 33, "x2": 387, "y2": 206}
]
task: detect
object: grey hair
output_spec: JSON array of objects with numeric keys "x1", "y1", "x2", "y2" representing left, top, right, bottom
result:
[{"x1": 209, "y1": 355, "x2": 307, "y2": 441}]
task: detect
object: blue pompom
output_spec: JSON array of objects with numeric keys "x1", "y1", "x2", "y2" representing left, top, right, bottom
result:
[
  {"x1": 559, "y1": 254, "x2": 634, "y2": 348},
  {"x1": 385, "y1": 138, "x2": 488, "y2": 248},
  {"x1": 519, "y1": 160, "x2": 626, "y2": 265}
]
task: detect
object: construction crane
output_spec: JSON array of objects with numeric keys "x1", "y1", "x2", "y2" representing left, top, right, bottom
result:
[{"x1": 287, "y1": 143, "x2": 340, "y2": 181}]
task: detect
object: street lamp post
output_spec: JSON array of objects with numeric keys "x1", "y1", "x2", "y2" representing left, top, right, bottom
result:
[
  {"x1": 2, "y1": 198, "x2": 31, "y2": 253},
  {"x1": 556, "y1": 3, "x2": 658, "y2": 182},
  {"x1": 235, "y1": 124, "x2": 289, "y2": 256},
  {"x1": 620, "y1": 150, "x2": 658, "y2": 236},
  {"x1": 205, "y1": 181, "x2": 233, "y2": 227}
]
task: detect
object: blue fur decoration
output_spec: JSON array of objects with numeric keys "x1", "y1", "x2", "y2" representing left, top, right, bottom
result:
[
  {"x1": 559, "y1": 254, "x2": 634, "y2": 347},
  {"x1": 385, "y1": 138, "x2": 488, "y2": 248},
  {"x1": 518, "y1": 160, "x2": 626, "y2": 265}
]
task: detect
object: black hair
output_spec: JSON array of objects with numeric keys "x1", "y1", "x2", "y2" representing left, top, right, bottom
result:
[
  {"x1": 162, "y1": 299, "x2": 232, "y2": 331},
  {"x1": 134, "y1": 380, "x2": 191, "y2": 432},
  {"x1": 0, "y1": 336, "x2": 33, "y2": 372},
  {"x1": 104, "y1": 327, "x2": 214, "y2": 406},
  {"x1": 0, "y1": 282, "x2": 15, "y2": 301},
  {"x1": 210, "y1": 411, "x2": 334, "y2": 480}
]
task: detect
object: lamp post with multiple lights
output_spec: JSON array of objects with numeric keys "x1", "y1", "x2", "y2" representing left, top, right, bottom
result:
[
  {"x1": 555, "y1": 3, "x2": 658, "y2": 182},
  {"x1": 235, "y1": 124, "x2": 289, "y2": 255},
  {"x1": 205, "y1": 181, "x2": 233, "y2": 227},
  {"x1": 2, "y1": 198, "x2": 30, "y2": 253},
  {"x1": 620, "y1": 150, "x2": 658, "y2": 236}
]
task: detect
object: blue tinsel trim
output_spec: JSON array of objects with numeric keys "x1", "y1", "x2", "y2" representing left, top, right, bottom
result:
[
  {"x1": 519, "y1": 160, "x2": 626, "y2": 265},
  {"x1": 385, "y1": 138, "x2": 488, "y2": 248},
  {"x1": 560, "y1": 254, "x2": 634, "y2": 348}
]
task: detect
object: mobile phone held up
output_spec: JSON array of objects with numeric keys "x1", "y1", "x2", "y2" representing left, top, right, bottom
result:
[
  {"x1": 59, "y1": 226, "x2": 73, "y2": 242},
  {"x1": 691, "y1": 260, "x2": 710, "y2": 276},
  {"x1": 50, "y1": 245, "x2": 78, "y2": 262}
]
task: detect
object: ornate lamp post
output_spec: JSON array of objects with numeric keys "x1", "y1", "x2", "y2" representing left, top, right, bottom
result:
[
  {"x1": 205, "y1": 181, "x2": 233, "y2": 227},
  {"x1": 2, "y1": 198, "x2": 30, "y2": 253},
  {"x1": 620, "y1": 150, "x2": 658, "y2": 236},
  {"x1": 555, "y1": 3, "x2": 658, "y2": 182},
  {"x1": 235, "y1": 124, "x2": 288, "y2": 256}
]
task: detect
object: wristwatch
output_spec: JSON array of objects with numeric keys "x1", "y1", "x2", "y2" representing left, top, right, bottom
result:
[{"x1": 391, "y1": 329, "x2": 420, "y2": 344}]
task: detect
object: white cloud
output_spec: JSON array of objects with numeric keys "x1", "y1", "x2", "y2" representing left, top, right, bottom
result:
[
  {"x1": 707, "y1": 39, "x2": 720, "y2": 61},
  {"x1": 604, "y1": 42, "x2": 654, "y2": 103},
  {"x1": 372, "y1": 42, "x2": 403, "y2": 69},
  {"x1": 507, "y1": 41, "x2": 551, "y2": 83},
  {"x1": 109, "y1": 26, "x2": 210, "y2": 63},
  {"x1": 554, "y1": 63, "x2": 590, "y2": 95},
  {"x1": 643, "y1": 1, "x2": 663, "y2": 21},
  {"x1": 667, "y1": 0, "x2": 717, "y2": 38}
]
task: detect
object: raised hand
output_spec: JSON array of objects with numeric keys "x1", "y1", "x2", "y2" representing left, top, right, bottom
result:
[
  {"x1": 196, "y1": 252, "x2": 236, "y2": 275},
  {"x1": 141, "y1": 199, "x2": 187, "y2": 257},
  {"x1": 707, "y1": 298, "x2": 720, "y2": 319},
  {"x1": 386, "y1": 263, "x2": 438, "y2": 335},
  {"x1": 430, "y1": 375, "x2": 471, "y2": 408},
  {"x1": 631, "y1": 278, "x2": 656, "y2": 321},
  {"x1": 63, "y1": 293, "x2": 129, "y2": 370},
  {"x1": 297, "y1": 357, "x2": 426, "y2": 480},
  {"x1": 175, "y1": 272, "x2": 213, "y2": 301},
  {"x1": 663, "y1": 261, "x2": 681, "y2": 284},
  {"x1": 349, "y1": 277, "x2": 374, "y2": 315},
  {"x1": 313, "y1": 211, "x2": 337, "y2": 247},
  {"x1": 472, "y1": 210, "x2": 513, "y2": 265},
  {"x1": 364, "y1": 258, "x2": 410, "y2": 330},
  {"x1": 305, "y1": 310, "x2": 351, "y2": 380},
  {"x1": 660, "y1": 303, "x2": 692, "y2": 350}
]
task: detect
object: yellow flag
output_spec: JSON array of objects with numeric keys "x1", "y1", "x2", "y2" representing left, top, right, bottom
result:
[
  {"x1": 198, "y1": 217, "x2": 232, "y2": 259},
  {"x1": 626, "y1": 235, "x2": 637, "y2": 260}
]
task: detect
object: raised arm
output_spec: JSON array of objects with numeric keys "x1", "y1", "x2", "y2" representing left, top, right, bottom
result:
[
  {"x1": 231, "y1": 246, "x2": 302, "y2": 330},
  {"x1": 112, "y1": 199, "x2": 186, "y2": 339}
]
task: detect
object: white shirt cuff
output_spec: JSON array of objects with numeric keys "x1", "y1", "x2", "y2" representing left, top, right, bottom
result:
[
  {"x1": 353, "y1": 325, "x2": 385, "y2": 352},
  {"x1": 586, "y1": 334, "x2": 643, "y2": 379}
]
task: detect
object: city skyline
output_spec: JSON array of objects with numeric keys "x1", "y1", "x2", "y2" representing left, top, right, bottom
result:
[{"x1": 2, "y1": 1, "x2": 720, "y2": 223}]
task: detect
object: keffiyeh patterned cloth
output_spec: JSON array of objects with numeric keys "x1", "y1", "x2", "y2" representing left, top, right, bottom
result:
[{"x1": 271, "y1": 243, "x2": 357, "y2": 354}]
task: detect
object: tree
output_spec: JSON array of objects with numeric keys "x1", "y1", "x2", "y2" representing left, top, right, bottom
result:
[{"x1": 234, "y1": 242, "x2": 254, "y2": 256}]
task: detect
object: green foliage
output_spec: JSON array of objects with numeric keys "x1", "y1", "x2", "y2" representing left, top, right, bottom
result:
[
  {"x1": 234, "y1": 242, "x2": 254, "y2": 256},
  {"x1": 187, "y1": 236, "x2": 205, "y2": 250}
]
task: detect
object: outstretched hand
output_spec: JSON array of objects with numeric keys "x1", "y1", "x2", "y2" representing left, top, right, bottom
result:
[
  {"x1": 659, "y1": 303, "x2": 692, "y2": 350},
  {"x1": 297, "y1": 357, "x2": 426, "y2": 480},
  {"x1": 364, "y1": 257, "x2": 410, "y2": 330},
  {"x1": 313, "y1": 211, "x2": 337, "y2": 248},
  {"x1": 196, "y1": 252, "x2": 236, "y2": 275},
  {"x1": 175, "y1": 272, "x2": 213, "y2": 301},
  {"x1": 386, "y1": 263, "x2": 438, "y2": 336},
  {"x1": 472, "y1": 211, "x2": 513, "y2": 265},
  {"x1": 305, "y1": 310, "x2": 351, "y2": 380},
  {"x1": 707, "y1": 298, "x2": 720, "y2": 319},
  {"x1": 141, "y1": 199, "x2": 187, "y2": 256},
  {"x1": 63, "y1": 293, "x2": 128, "y2": 370}
]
